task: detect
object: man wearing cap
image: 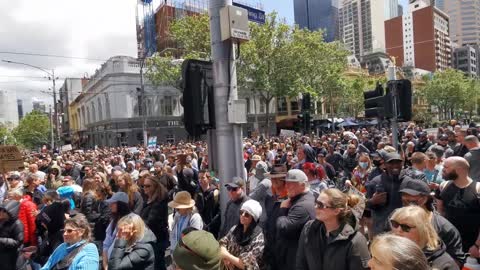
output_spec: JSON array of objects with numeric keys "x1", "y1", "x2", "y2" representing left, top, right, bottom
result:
[
  {"x1": 247, "y1": 154, "x2": 262, "y2": 193},
  {"x1": 429, "y1": 134, "x2": 454, "y2": 158},
  {"x1": 414, "y1": 132, "x2": 433, "y2": 153},
  {"x1": 275, "y1": 169, "x2": 315, "y2": 270},
  {"x1": 399, "y1": 178, "x2": 465, "y2": 265},
  {"x1": 249, "y1": 161, "x2": 272, "y2": 227},
  {"x1": 218, "y1": 177, "x2": 249, "y2": 239},
  {"x1": 61, "y1": 160, "x2": 81, "y2": 183},
  {"x1": 366, "y1": 152, "x2": 413, "y2": 236}
]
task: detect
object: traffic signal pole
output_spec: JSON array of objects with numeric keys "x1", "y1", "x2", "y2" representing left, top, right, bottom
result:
[
  {"x1": 209, "y1": 0, "x2": 245, "y2": 225},
  {"x1": 387, "y1": 64, "x2": 399, "y2": 150}
]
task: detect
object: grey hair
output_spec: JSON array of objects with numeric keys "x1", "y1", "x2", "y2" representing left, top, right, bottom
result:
[{"x1": 371, "y1": 234, "x2": 429, "y2": 270}]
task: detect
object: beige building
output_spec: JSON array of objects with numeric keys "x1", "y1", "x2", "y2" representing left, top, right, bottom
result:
[{"x1": 443, "y1": 0, "x2": 480, "y2": 46}]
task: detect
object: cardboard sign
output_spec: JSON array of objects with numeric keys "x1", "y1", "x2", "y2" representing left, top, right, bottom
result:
[
  {"x1": 0, "y1": 146, "x2": 24, "y2": 173},
  {"x1": 128, "y1": 147, "x2": 139, "y2": 153},
  {"x1": 61, "y1": 144, "x2": 73, "y2": 152},
  {"x1": 280, "y1": 129, "x2": 296, "y2": 137}
]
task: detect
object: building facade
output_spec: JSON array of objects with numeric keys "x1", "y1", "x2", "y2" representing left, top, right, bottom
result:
[
  {"x1": 386, "y1": 0, "x2": 399, "y2": 19},
  {"x1": 69, "y1": 56, "x2": 187, "y2": 148},
  {"x1": 338, "y1": 0, "x2": 387, "y2": 59},
  {"x1": 59, "y1": 78, "x2": 84, "y2": 145},
  {"x1": 0, "y1": 90, "x2": 19, "y2": 127},
  {"x1": 443, "y1": 0, "x2": 480, "y2": 47},
  {"x1": 294, "y1": 0, "x2": 339, "y2": 42},
  {"x1": 453, "y1": 45, "x2": 479, "y2": 77},
  {"x1": 17, "y1": 99, "x2": 24, "y2": 121},
  {"x1": 385, "y1": 2, "x2": 451, "y2": 71}
]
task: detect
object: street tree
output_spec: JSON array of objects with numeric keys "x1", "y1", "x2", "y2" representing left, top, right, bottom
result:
[
  {"x1": 0, "y1": 122, "x2": 16, "y2": 145},
  {"x1": 12, "y1": 111, "x2": 50, "y2": 149},
  {"x1": 422, "y1": 69, "x2": 471, "y2": 120}
]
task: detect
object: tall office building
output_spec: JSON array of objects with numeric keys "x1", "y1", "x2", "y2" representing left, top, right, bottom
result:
[
  {"x1": 386, "y1": 0, "x2": 399, "y2": 19},
  {"x1": 433, "y1": 0, "x2": 444, "y2": 11},
  {"x1": 385, "y1": 0, "x2": 451, "y2": 71},
  {"x1": 17, "y1": 99, "x2": 24, "y2": 121},
  {"x1": 0, "y1": 90, "x2": 19, "y2": 127},
  {"x1": 338, "y1": 0, "x2": 387, "y2": 59},
  {"x1": 443, "y1": 0, "x2": 480, "y2": 47},
  {"x1": 452, "y1": 45, "x2": 479, "y2": 77},
  {"x1": 294, "y1": 0, "x2": 339, "y2": 42}
]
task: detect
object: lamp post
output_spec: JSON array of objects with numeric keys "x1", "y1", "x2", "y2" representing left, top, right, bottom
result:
[{"x1": 2, "y1": 59, "x2": 59, "y2": 149}]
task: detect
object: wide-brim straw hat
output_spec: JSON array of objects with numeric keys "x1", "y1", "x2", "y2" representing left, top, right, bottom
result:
[{"x1": 168, "y1": 191, "x2": 195, "y2": 209}]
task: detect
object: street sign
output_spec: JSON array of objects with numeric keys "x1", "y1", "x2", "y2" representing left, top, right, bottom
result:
[
  {"x1": 233, "y1": 2, "x2": 265, "y2": 24},
  {"x1": 0, "y1": 146, "x2": 24, "y2": 173}
]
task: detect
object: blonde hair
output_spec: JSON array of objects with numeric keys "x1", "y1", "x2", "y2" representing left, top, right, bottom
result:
[
  {"x1": 371, "y1": 234, "x2": 429, "y2": 270},
  {"x1": 322, "y1": 188, "x2": 360, "y2": 224},
  {"x1": 117, "y1": 213, "x2": 146, "y2": 247},
  {"x1": 390, "y1": 205, "x2": 439, "y2": 250}
]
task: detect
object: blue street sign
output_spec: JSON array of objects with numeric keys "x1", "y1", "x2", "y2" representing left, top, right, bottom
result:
[{"x1": 233, "y1": 2, "x2": 265, "y2": 24}]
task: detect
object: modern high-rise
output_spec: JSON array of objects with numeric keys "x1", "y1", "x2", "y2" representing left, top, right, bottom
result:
[
  {"x1": 443, "y1": 0, "x2": 480, "y2": 47},
  {"x1": 386, "y1": 0, "x2": 399, "y2": 19},
  {"x1": 17, "y1": 99, "x2": 24, "y2": 121},
  {"x1": 433, "y1": 0, "x2": 444, "y2": 11},
  {"x1": 0, "y1": 90, "x2": 19, "y2": 127},
  {"x1": 385, "y1": 1, "x2": 451, "y2": 71},
  {"x1": 338, "y1": 0, "x2": 387, "y2": 59},
  {"x1": 294, "y1": 0, "x2": 339, "y2": 42},
  {"x1": 453, "y1": 45, "x2": 479, "y2": 77}
]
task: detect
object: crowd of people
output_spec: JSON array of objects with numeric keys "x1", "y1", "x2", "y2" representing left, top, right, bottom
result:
[{"x1": 0, "y1": 121, "x2": 479, "y2": 270}]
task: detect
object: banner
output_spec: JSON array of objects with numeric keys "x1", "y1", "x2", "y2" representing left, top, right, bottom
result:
[
  {"x1": 61, "y1": 144, "x2": 73, "y2": 152},
  {"x1": 148, "y1": 136, "x2": 157, "y2": 148},
  {"x1": 0, "y1": 146, "x2": 24, "y2": 173}
]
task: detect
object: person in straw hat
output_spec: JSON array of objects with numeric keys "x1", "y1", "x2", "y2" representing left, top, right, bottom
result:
[{"x1": 169, "y1": 191, "x2": 203, "y2": 253}]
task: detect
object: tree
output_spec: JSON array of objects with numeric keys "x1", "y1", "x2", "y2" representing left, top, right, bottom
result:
[
  {"x1": 12, "y1": 111, "x2": 50, "y2": 149},
  {"x1": 145, "y1": 14, "x2": 210, "y2": 87},
  {"x1": 0, "y1": 123, "x2": 16, "y2": 145},
  {"x1": 422, "y1": 69, "x2": 472, "y2": 120}
]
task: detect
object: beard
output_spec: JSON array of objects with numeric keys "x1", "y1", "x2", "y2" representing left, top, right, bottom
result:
[{"x1": 443, "y1": 171, "x2": 458, "y2": 181}]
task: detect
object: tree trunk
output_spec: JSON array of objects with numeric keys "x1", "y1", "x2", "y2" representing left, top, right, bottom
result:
[{"x1": 264, "y1": 98, "x2": 271, "y2": 138}]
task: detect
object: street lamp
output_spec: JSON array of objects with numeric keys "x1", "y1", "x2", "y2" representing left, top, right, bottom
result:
[{"x1": 2, "y1": 59, "x2": 59, "y2": 149}]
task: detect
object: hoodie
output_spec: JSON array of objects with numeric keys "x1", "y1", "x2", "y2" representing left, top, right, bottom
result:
[
  {"x1": 46, "y1": 165, "x2": 63, "y2": 189},
  {"x1": 0, "y1": 201, "x2": 24, "y2": 270},
  {"x1": 465, "y1": 147, "x2": 480, "y2": 181},
  {"x1": 424, "y1": 241, "x2": 459, "y2": 270},
  {"x1": 295, "y1": 144, "x2": 317, "y2": 169},
  {"x1": 109, "y1": 227, "x2": 157, "y2": 270}
]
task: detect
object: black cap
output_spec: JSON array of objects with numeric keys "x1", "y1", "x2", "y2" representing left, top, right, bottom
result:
[
  {"x1": 438, "y1": 134, "x2": 448, "y2": 141},
  {"x1": 385, "y1": 152, "x2": 402, "y2": 163},
  {"x1": 399, "y1": 179, "x2": 430, "y2": 196},
  {"x1": 225, "y1": 177, "x2": 245, "y2": 188}
]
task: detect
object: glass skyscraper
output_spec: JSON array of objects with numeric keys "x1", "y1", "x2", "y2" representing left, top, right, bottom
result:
[{"x1": 294, "y1": 0, "x2": 339, "y2": 42}]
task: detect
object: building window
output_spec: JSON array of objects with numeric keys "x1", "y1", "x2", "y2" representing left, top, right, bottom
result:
[
  {"x1": 97, "y1": 98, "x2": 103, "y2": 121},
  {"x1": 246, "y1": 98, "x2": 251, "y2": 114},
  {"x1": 161, "y1": 96, "x2": 173, "y2": 116},
  {"x1": 291, "y1": 98, "x2": 300, "y2": 112},
  {"x1": 260, "y1": 98, "x2": 265, "y2": 113},
  {"x1": 277, "y1": 97, "x2": 287, "y2": 113}
]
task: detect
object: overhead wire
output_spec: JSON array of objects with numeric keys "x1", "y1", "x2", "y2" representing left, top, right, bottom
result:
[{"x1": 0, "y1": 51, "x2": 109, "y2": 62}]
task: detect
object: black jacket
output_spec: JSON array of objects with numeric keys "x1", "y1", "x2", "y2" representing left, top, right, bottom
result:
[
  {"x1": 109, "y1": 228, "x2": 156, "y2": 270},
  {"x1": 93, "y1": 200, "x2": 111, "y2": 241},
  {"x1": 275, "y1": 191, "x2": 315, "y2": 270},
  {"x1": 431, "y1": 212, "x2": 465, "y2": 264},
  {"x1": 218, "y1": 193, "x2": 249, "y2": 238},
  {"x1": 80, "y1": 192, "x2": 99, "y2": 224},
  {"x1": 195, "y1": 187, "x2": 220, "y2": 236},
  {"x1": 0, "y1": 201, "x2": 24, "y2": 270},
  {"x1": 140, "y1": 197, "x2": 169, "y2": 242},
  {"x1": 296, "y1": 220, "x2": 370, "y2": 270},
  {"x1": 424, "y1": 242, "x2": 459, "y2": 270}
]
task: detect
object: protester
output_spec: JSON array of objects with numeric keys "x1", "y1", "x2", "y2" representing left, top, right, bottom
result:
[
  {"x1": 390, "y1": 206, "x2": 459, "y2": 269},
  {"x1": 345, "y1": 152, "x2": 372, "y2": 193},
  {"x1": 116, "y1": 173, "x2": 143, "y2": 215},
  {"x1": 464, "y1": 135, "x2": 480, "y2": 180},
  {"x1": 219, "y1": 177, "x2": 249, "y2": 238},
  {"x1": 368, "y1": 234, "x2": 429, "y2": 270},
  {"x1": 195, "y1": 169, "x2": 220, "y2": 237},
  {"x1": 8, "y1": 189, "x2": 38, "y2": 247},
  {"x1": 297, "y1": 188, "x2": 370, "y2": 270},
  {"x1": 172, "y1": 230, "x2": 221, "y2": 270},
  {"x1": 275, "y1": 169, "x2": 315, "y2": 270},
  {"x1": 108, "y1": 213, "x2": 156, "y2": 270},
  {"x1": 249, "y1": 161, "x2": 272, "y2": 226},
  {"x1": 40, "y1": 214, "x2": 99, "y2": 270},
  {"x1": 0, "y1": 200, "x2": 24, "y2": 270},
  {"x1": 140, "y1": 175, "x2": 169, "y2": 270},
  {"x1": 219, "y1": 200, "x2": 265, "y2": 270}
]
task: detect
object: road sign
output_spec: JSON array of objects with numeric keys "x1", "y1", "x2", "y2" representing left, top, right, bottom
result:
[{"x1": 233, "y1": 2, "x2": 265, "y2": 24}]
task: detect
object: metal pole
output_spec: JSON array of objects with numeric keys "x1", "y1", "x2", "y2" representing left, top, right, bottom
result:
[
  {"x1": 49, "y1": 105, "x2": 54, "y2": 150},
  {"x1": 52, "y1": 70, "x2": 58, "y2": 150},
  {"x1": 140, "y1": 60, "x2": 148, "y2": 147},
  {"x1": 387, "y1": 65, "x2": 399, "y2": 150},
  {"x1": 209, "y1": 0, "x2": 245, "y2": 225}
]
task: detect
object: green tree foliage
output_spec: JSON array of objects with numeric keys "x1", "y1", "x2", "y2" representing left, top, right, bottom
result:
[
  {"x1": 12, "y1": 111, "x2": 50, "y2": 149},
  {"x1": 145, "y1": 14, "x2": 210, "y2": 87},
  {"x1": 0, "y1": 123, "x2": 16, "y2": 145},
  {"x1": 422, "y1": 69, "x2": 478, "y2": 120}
]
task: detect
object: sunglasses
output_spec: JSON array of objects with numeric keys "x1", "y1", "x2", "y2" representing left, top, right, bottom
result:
[
  {"x1": 239, "y1": 210, "x2": 252, "y2": 218},
  {"x1": 227, "y1": 187, "x2": 239, "y2": 192},
  {"x1": 61, "y1": 228, "x2": 79, "y2": 234},
  {"x1": 143, "y1": 184, "x2": 152, "y2": 188},
  {"x1": 315, "y1": 201, "x2": 334, "y2": 209},
  {"x1": 390, "y1": 220, "x2": 415, "y2": 232}
]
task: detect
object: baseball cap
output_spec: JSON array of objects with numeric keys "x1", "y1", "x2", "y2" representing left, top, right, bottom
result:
[
  {"x1": 106, "y1": 192, "x2": 129, "y2": 204},
  {"x1": 399, "y1": 179, "x2": 430, "y2": 196},
  {"x1": 385, "y1": 152, "x2": 402, "y2": 163},
  {"x1": 285, "y1": 169, "x2": 308, "y2": 183},
  {"x1": 225, "y1": 177, "x2": 245, "y2": 189},
  {"x1": 438, "y1": 134, "x2": 448, "y2": 141}
]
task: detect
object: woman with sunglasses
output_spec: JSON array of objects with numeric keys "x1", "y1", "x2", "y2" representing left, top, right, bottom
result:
[
  {"x1": 140, "y1": 176, "x2": 169, "y2": 270},
  {"x1": 108, "y1": 214, "x2": 156, "y2": 270},
  {"x1": 296, "y1": 188, "x2": 370, "y2": 270},
  {"x1": 40, "y1": 214, "x2": 99, "y2": 270},
  {"x1": 390, "y1": 206, "x2": 459, "y2": 270},
  {"x1": 368, "y1": 234, "x2": 429, "y2": 270},
  {"x1": 219, "y1": 199, "x2": 264, "y2": 270}
]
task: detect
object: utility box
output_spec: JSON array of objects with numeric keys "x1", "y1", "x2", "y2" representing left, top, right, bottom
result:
[
  {"x1": 220, "y1": 5, "x2": 250, "y2": 42},
  {"x1": 228, "y1": 99, "x2": 247, "y2": 124}
]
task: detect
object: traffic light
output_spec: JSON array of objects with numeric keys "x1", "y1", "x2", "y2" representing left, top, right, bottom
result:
[
  {"x1": 297, "y1": 113, "x2": 304, "y2": 131},
  {"x1": 386, "y1": 79, "x2": 412, "y2": 122},
  {"x1": 302, "y1": 93, "x2": 311, "y2": 111},
  {"x1": 364, "y1": 84, "x2": 385, "y2": 118},
  {"x1": 180, "y1": 59, "x2": 215, "y2": 139}
]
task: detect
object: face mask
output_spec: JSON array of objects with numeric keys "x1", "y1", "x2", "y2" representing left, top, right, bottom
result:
[{"x1": 359, "y1": 162, "x2": 369, "y2": 169}]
